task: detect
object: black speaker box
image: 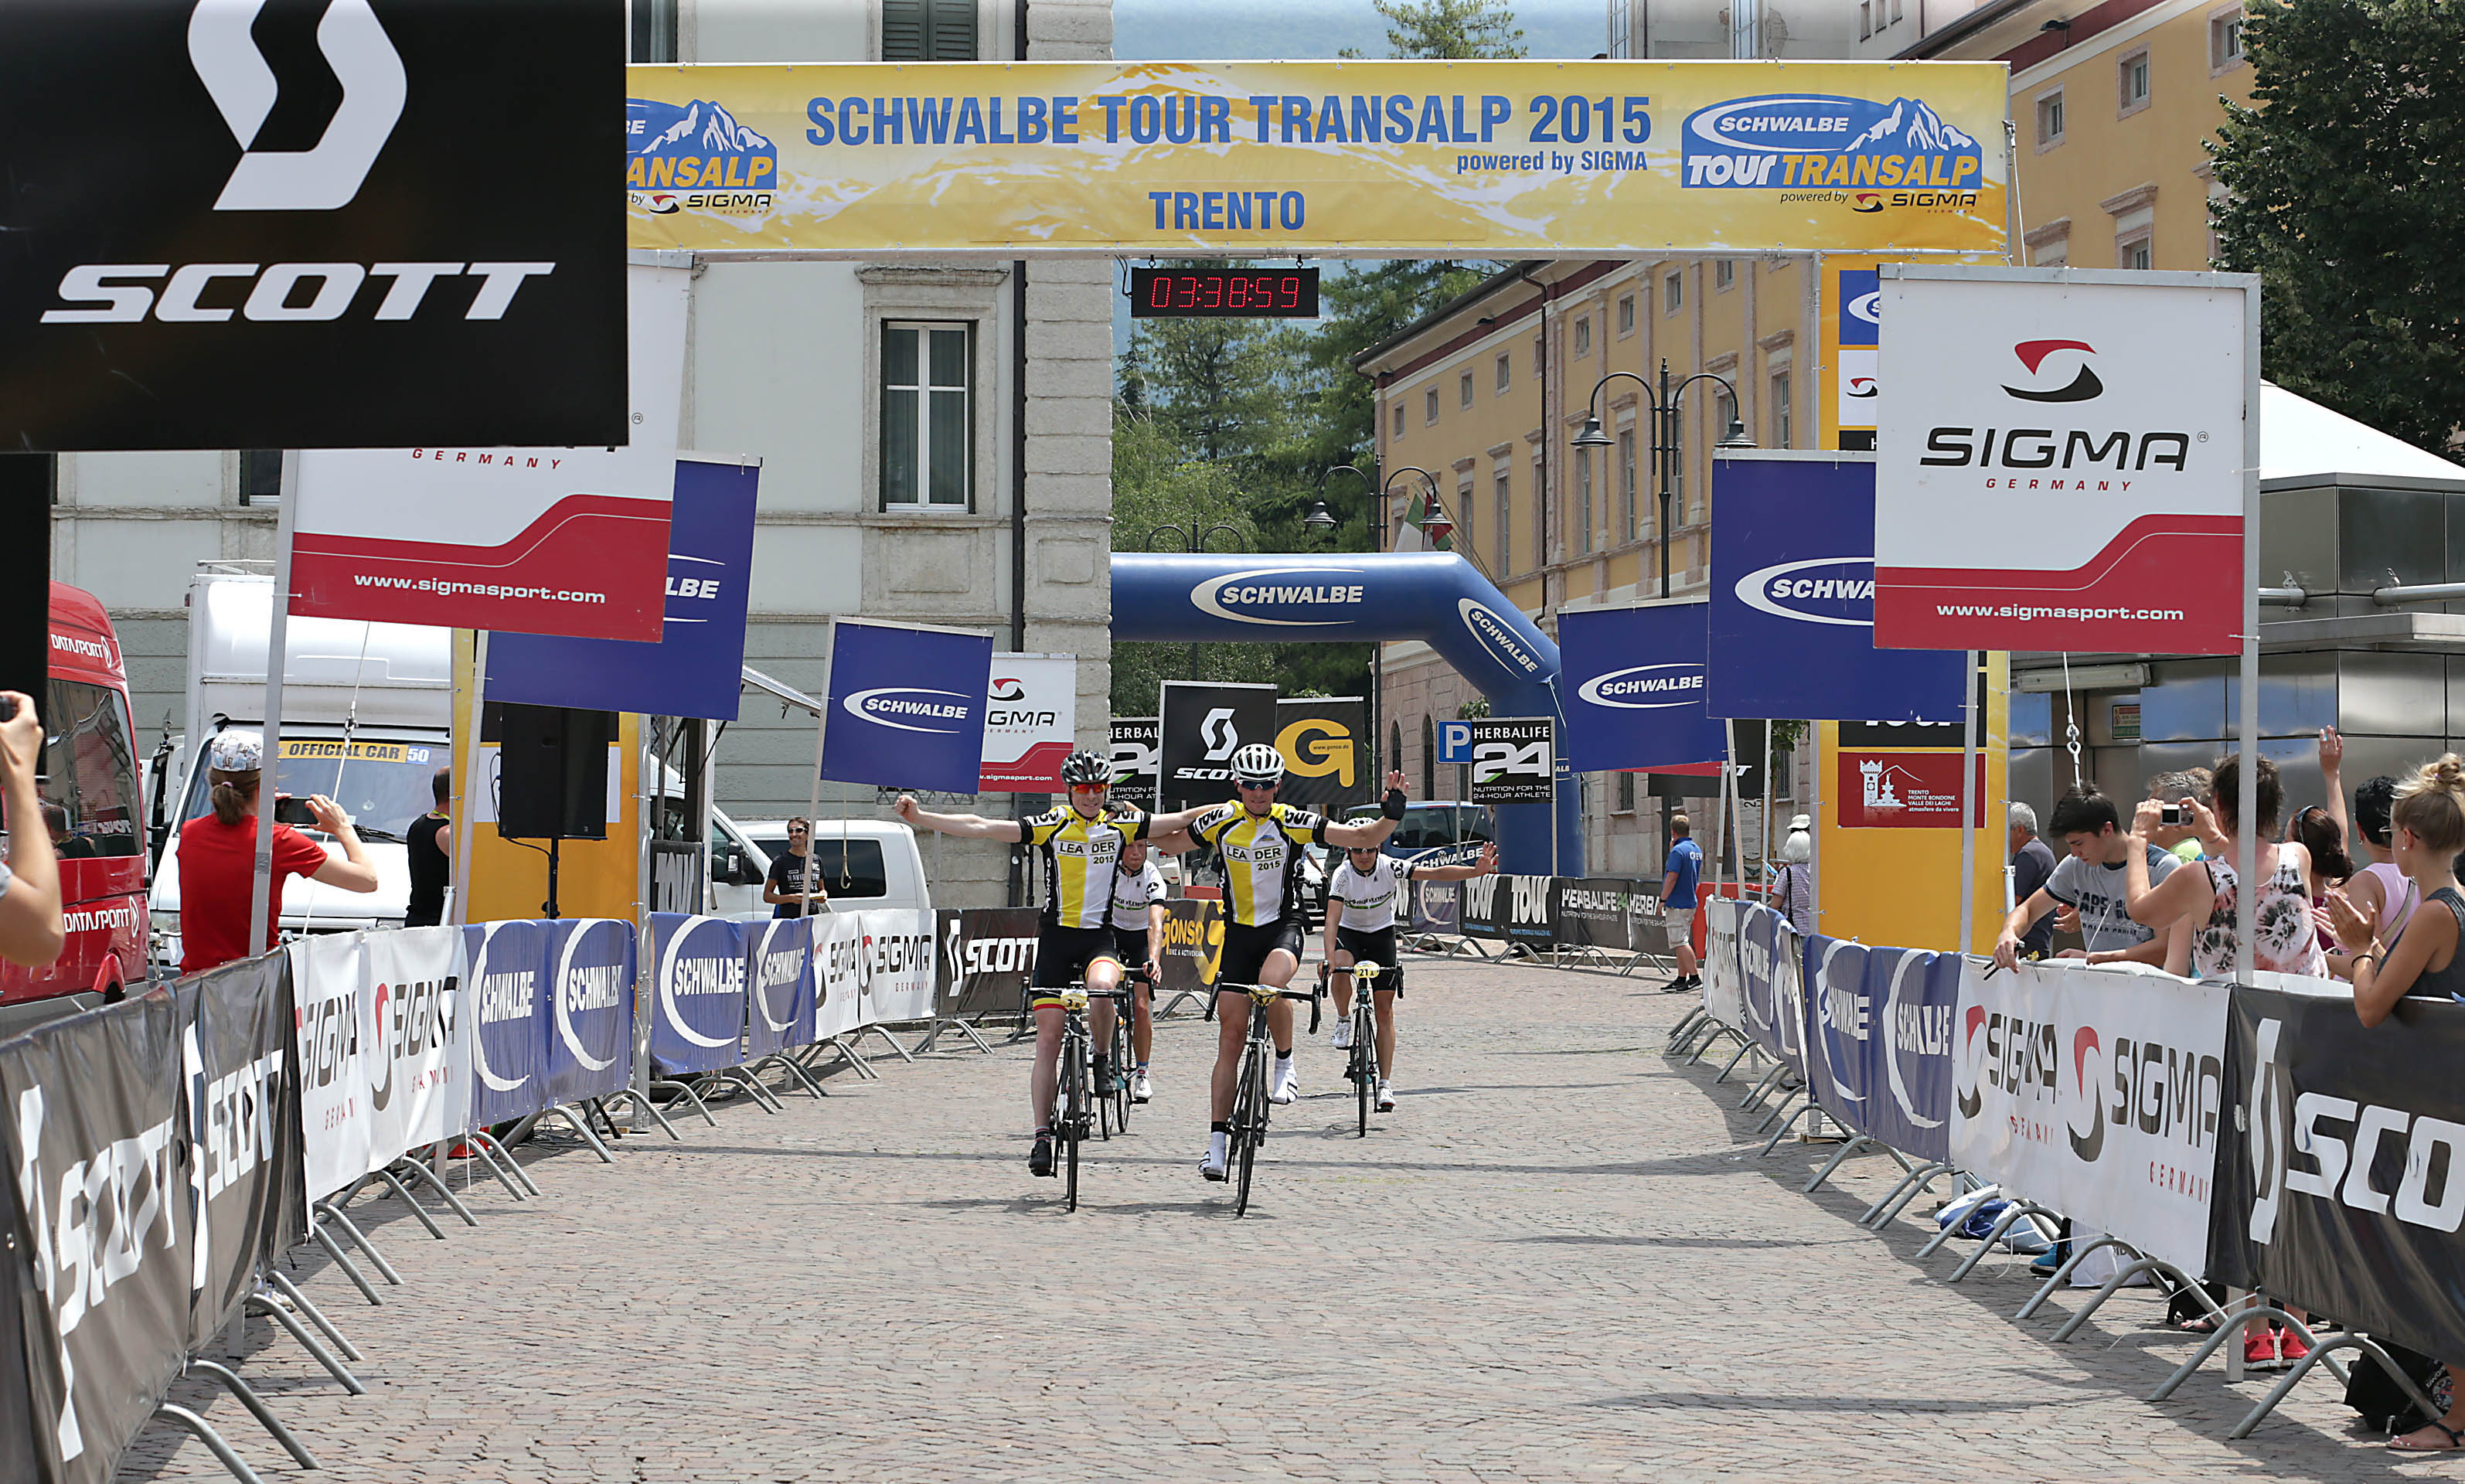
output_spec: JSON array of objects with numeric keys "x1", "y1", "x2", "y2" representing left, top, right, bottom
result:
[{"x1": 487, "y1": 703, "x2": 614, "y2": 841}]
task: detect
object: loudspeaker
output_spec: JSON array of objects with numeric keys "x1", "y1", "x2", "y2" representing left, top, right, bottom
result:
[{"x1": 489, "y1": 703, "x2": 613, "y2": 841}]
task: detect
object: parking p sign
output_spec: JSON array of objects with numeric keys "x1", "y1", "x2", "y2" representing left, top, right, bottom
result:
[{"x1": 1437, "y1": 720, "x2": 1475, "y2": 764}]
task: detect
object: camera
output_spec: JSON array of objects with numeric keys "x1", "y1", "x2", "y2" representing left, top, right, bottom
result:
[
  {"x1": 2159, "y1": 803, "x2": 2190, "y2": 826},
  {"x1": 272, "y1": 795, "x2": 318, "y2": 828}
]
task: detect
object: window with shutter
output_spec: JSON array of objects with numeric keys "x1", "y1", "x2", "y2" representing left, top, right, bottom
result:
[{"x1": 884, "y1": 0, "x2": 977, "y2": 61}]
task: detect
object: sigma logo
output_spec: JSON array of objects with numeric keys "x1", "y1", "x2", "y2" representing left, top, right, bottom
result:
[
  {"x1": 1881, "y1": 952, "x2": 1948, "y2": 1132},
  {"x1": 1200, "y1": 708, "x2": 1241, "y2": 760},
  {"x1": 369, "y1": 977, "x2": 451, "y2": 1114},
  {"x1": 2065, "y1": 1025, "x2": 2222, "y2": 1166},
  {"x1": 1192, "y1": 567, "x2": 1369, "y2": 627},
  {"x1": 1577, "y1": 663, "x2": 1705, "y2": 710},
  {"x1": 298, "y1": 986, "x2": 361, "y2": 1092},
  {"x1": 1956, "y1": 1006, "x2": 2058, "y2": 1121},
  {"x1": 2244, "y1": 1017, "x2": 2465, "y2": 1244},
  {"x1": 2002, "y1": 340, "x2": 2103, "y2": 403},
  {"x1": 191, "y1": 0, "x2": 407, "y2": 212},
  {"x1": 843, "y1": 686, "x2": 973, "y2": 735},
  {"x1": 1681, "y1": 94, "x2": 1981, "y2": 191},
  {"x1": 990, "y1": 677, "x2": 1026, "y2": 702},
  {"x1": 1456, "y1": 598, "x2": 1541, "y2": 675},
  {"x1": 1737, "y1": 558, "x2": 1875, "y2": 628}
]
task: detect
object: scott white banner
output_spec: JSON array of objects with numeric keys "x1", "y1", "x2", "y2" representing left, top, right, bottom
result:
[{"x1": 1950, "y1": 957, "x2": 2228, "y2": 1275}]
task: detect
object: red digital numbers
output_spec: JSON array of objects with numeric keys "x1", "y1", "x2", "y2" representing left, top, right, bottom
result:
[{"x1": 1132, "y1": 269, "x2": 1316, "y2": 318}]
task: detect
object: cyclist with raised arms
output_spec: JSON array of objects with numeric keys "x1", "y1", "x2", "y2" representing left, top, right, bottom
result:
[
  {"x1": 896, "y1": 748, "x2": 1143, "y2": 1179},
  {"x1": 1105, "y1": 836, "x2": 1169, "y2": 1104},
  {"x1": 1324, "y1": 839, "x2": 1498, "y2": 1114},
  {"x1": 1141, "y1": 746, "x2": 1408, "y2": 1181}
]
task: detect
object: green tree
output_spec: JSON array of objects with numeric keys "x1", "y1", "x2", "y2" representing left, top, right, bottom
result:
[
  {"x1": 2212, "y1": 0, "x2": 2465, "y2": 456},
  {"x1": 1345, "y1": 0, "x2": 1526, "y2": 60}
]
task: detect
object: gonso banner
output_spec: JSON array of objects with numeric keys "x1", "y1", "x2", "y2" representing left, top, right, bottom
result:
[{"x1": 623, "y1": 61, "x2": 2008, "y2": 258}]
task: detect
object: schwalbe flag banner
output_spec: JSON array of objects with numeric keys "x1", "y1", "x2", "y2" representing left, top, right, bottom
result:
[
  {"x1": 1558, "y1": 601, "x2": 1728, "y2": 773},
  {"x1": 821, "y1": 621, "x2": 995, "y2": 795}
]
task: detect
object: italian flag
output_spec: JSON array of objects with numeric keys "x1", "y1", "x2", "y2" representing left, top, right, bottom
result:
[{"x1": 1391, "y1": 488, "x2": 1454, "y2": 553}]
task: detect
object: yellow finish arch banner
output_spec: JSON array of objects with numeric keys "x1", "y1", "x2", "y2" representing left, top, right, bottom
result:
[{"x1": 625, "y1": 60, "x2": 2009, "y2": 258}]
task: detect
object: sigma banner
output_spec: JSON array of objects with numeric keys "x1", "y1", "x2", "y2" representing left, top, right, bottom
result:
[
  {"x1": 747, "y1": 917, "x2": 818, "y2": 1057},
  {"x1": 544, "y1": 919, "x2": 637, "y2": 1107},
  {"x1": 1861, "y1": 946, "x2": 1960, "y2": 1165},
  {"x1": 1874, "y1": 267, "x2": 2255, "y2": 656},
  {"x1": 291, "y1": 931, "x2": 370, "y2": 1200},
  {"x1": 1109, "y1": 717, "x2": 1160, "y2": 800},
  {"x1": 812, "y1": 912, "x2": 867, "y2": 1040},
  {"x1": 1702, "y1": 897, "x2": 1745, "y2": 1030},
  {"x1": 1274, "y1": 697, "x2": 1372, "y2": 815},
  {"x1": 1158, "y1": 681, "x2": 1278, "y2": 810},
  {"x1": 465, "y1": 921, "x2": 551, "y2": 1128},
  {"x1": 1707, "y1": 454, "x2": 1965, "y2": 723},
  {"x1": 1802, "y1": 935, "x2": 1875, "y2": 1127},
  {"x1": 821, "y1": 620, "x2": 995, "y2": 795},
  {"x1": 2208, "y1": 979, "x2": 2465, "y2": 1365},
  {"x1": 288, "y1": 260, "x2": 687, "y2": 643},
  {"x1": 938, "y1": 908, "x2": 1040, "y2": 1019},
  {"x1": 361, "y1": 925, "x2": 467, "y2": 1166},
  {"x1": 177, "y1": 951, "x2": 305, "y2": 1348},
  {"x1": 651, "y1": 914, "x2": 750, "y2": 1076},
  {"x1": 861, "y1": 910, "x2": 940, "y2": 1026},
  {"x1": 980, "y1": 654, "x2": 1078, "y2": 792},
  {"x1": 0, "y1": 992, "x2": 192, "y2": 1484},
  {"x1": 1949, "y1": 958, "x2": 2227, "y2": 1275},
  {"x1": 623, "y1": 60, "x2": 2007, "y2": 258},
  {"x1": 0, "y1": 0, "x2": 626, "y2": 451},
  {"x1": 488, "y1": 457, "x2": 764, "y2": 714},
  {"x1": 1559, "y1": 601, "x2": 1729, "y2": 772}
]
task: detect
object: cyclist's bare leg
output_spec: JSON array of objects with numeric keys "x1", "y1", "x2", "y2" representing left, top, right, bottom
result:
[
  {"x1": 1030, "y1": 1005, "x2": 1064, "y2": 1130},
  {"x1": 1130, "y1": 981, "x2": 1153, "y2": 1064},
  {"x1": 1086, "y1": 958, "x2": 1122, "y2": 1060},
  {"x1": 1210, "y1": 989, "x2": 1249, "y2": 1120},
  {"x1": 1260, "y1": 947, "x2": 1300, "y2": 1057},
  {"x1": 1373, "y1": 988, "x2": 1400, "y2": 1082}
]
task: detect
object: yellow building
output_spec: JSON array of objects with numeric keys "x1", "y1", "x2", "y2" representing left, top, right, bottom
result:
[{"x1": 1906, "y1": 0, "x2": 2257, "y2": 270}]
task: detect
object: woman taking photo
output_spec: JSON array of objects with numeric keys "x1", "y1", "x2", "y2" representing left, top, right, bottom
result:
[
  {"x1": 2125, "y1": 752, "x2": 2326, "y2": 981},
  {"x1": 177, "y1": 730, "x2": 380, "y2": 975}
]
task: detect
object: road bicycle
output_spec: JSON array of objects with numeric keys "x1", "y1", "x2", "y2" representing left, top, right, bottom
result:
[
  {"x1": 1220, "y1": 981, "x2": 1320, "y2": 1216},
  {"x1": 1333, "y1": 958, "x2": 1394, "y2": 1138},
  {"x1": 1054, "y1": 987, "x2": 1098, "y2": 1210},
  {"x1": 1101, "y1": 969, "x2": 1145, "y2": 1139}
]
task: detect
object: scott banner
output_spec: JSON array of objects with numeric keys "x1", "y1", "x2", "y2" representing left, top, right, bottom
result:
[
  {"x1": 465, "y1": 920, "x2": 553, "y2": 1128},
  {"x1": 1274, "y1": 697, "x2": 1372, "y2": 815},
  {"x1": 822, "y1": 621, "x2": 994, "y2": 794},
  {"x1": 938, "y1": 908, "x2": 1041, "y2": 1019},
  {"x1": 544, "y1": 919, "x2": 638, "y2": 1107},
  {"x1": 652, "y1": 914, "x2": 751, "y2": 1076},
  {"x1": 1949, "y1": 958, "x2": 2228, "y2": 1275},
  {"x1": 489, "y1": 457, "x2": 763, "y2": 716},
  {"x1": 2209, "y1": 979, "x2": 2465, "y2": 1366},
  {"x1": 1559, "y1": 601, "x2": 1728, "y2": 772},
  {"x1": 624, "y1": 61, "x2": 2007, "y2": 257},
  {"x1": 179, "y1": 951, "x2": 306, "y2": 1348},
  {"x1": 1707, "y1": 453, "x2": 1965, "y2": 723},
  {"x1": 1158, "y1": 681, "x2": 1277, "y2": 811},
  {"x1": 0, "y1": 992, "x2": 191, "y2": 1484},
  {"x1": 289, "y1": 264, "x2": 689, "y2": 642},
  {"x1": 1874, "y1": 267, "x2": 2254, "y2": 655}
]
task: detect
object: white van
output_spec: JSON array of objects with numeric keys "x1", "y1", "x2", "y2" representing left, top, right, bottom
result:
[{"x1": 716, "y1": 818, "x2": 932, "y2": 921}]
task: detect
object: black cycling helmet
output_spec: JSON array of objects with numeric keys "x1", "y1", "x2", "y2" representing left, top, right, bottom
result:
[
  {"x1": 1231, "y1": 743, "x2": 1285, "y2": 787},
  {"x1": 1060, "y1": 748, "x2": 1113, "y2": 787}
]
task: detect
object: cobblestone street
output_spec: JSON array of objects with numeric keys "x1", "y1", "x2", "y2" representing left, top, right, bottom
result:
[{"x1": 124, "y1": 952, "x2": 2441, "y2": 1482}]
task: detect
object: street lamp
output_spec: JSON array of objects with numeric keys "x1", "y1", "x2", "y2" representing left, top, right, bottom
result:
[
  {"x1": 1572, "y1": 361, "x2": 1752, "y2": 599},
  {"x1": 1381, "y1": 465, "x2": 1455, "y2": 550},
  {"x1": 1143, "y1": 518, "x2": 1248, "y2": 682}
]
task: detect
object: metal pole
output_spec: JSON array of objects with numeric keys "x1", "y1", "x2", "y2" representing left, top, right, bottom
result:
[
  {"x1": 1808, "y1": 719, "x2": 1823, "y2": 932},
  {"x1": 250, "y1": 452, "x2": 301, "y2": 956},
  {"x1": 2235, "y1": 278, "x2": 2262, "y2": 983},
  {"x1": 1658, "y1": 359, "x2": 1673, "y2": 599},
  {"x1": 451, "y1": 631, "x2": 489, "y2": 927},
  {"x1": 1958, "y1": 652, "x2": 1978, "y2": 955}
]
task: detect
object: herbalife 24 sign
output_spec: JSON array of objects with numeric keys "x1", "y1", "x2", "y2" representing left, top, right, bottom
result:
[{"x1": 0, "y1": 0, "x2": 624, "y2": 449}]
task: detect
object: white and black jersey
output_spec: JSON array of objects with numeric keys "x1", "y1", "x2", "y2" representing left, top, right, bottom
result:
[
  {"x1": 1326, "y1": 854, "x2": 1421, "y2": 934},
  {"x1": 1105, "y1": 860, "x2": 1167, "y2": 933}
]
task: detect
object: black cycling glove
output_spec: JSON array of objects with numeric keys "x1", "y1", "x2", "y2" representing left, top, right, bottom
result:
[{"x1": 1381, "y1": 788, "x2": 1407, "y2": 820}]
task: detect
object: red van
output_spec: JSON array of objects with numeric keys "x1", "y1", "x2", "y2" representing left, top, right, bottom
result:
[{"x1": 0, "y1": 583, "x2": 148, "y2": 1033}]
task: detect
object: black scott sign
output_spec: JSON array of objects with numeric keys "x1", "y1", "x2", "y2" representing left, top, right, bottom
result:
[
  {"x1": 0, "y1": 0, "x2": 625, "y2": 449},
  {"x1": 1156, "y1": 681, "x2": 1276, "y2": 810}
]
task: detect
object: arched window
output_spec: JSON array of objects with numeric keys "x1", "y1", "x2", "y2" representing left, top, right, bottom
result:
[{"x1": 1420, "y1": 716, "x2": 1436, "y2": 800}]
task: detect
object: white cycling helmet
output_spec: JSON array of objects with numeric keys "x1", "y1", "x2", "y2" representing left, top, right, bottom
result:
[{"x1": 1230, "y1": 743, "x2": 1285, "y2": 787}]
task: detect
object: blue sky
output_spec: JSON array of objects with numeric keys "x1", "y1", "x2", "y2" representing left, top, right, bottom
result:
[{"x1": 1113, "y1": 1, "x2": 1607, "y2": 62}]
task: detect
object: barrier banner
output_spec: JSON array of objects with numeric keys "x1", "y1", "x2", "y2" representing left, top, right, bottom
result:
[
  {"x1": 362, "y1": 925, "x2": 468, "y2": 1166},
  {"x1": 2208, "y1": 979, "x2": 2465, "y2": 1363},
  {"x1": 291, "y1": 931, "x2": 371, "y2": 1200},
  {"x1": 812, "y1": 912, "x2": 866, "y2": 1040},
  {"x1": 0, "y1": 1158, "x2": 35, "y2": 1484},
  {"x1": 0, "y1": 992, "x2": 190, "y2": 1484},
  {"x1": 861, "y1": 910, "x2": 941, "y2": 1026},
  {"x1": 747, "y1": 917, "x2": 818, "y2": 1057},
  {"x1": 465, "y1": 921, "x2": 552, "y2": 1128},
  {"x1": 1408, "y1": 878, "x2": 1460, "y2": 936},
  {"x1": 177, "y1": 951, "x2": 305, "y2": 1348},
  {"x1": 544, "y1": 919, "x2": 637, "y2": 1106},
  {"x1": 1552, "y1": 876, "x2": 1658, "y2": 952},
  {"x1": 1702, "y1": 897, "x2": 1745, "y2": 1029},
  {"x1": 1862, "y1": 946, "x2": 1961, "y2": 1166},
  {"x1": 623, "y1": 61, "x2": 2008, "y2": 258},
  {"x1": 1158, "y1": 897, "x2": 1223, "y2": 997},
  {"x1": 938, "y1": 907, "x2": 1041, "y2": 1019},
  {"x1": 1738, "y1": 904, "x2": 1800, "y2": 1070},
  {"x1": 1802, "y1": 935, "x2": 1875, "y2": 1127},
  {"x1": 651, "y1": 914, "x2": 750, "y2": 1076},
  {"x1": 1949, "y1": 958, "x2": 2226, "y2": 1275}
]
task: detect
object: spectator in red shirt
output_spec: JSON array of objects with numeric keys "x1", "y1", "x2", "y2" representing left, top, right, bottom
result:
[{"x1": 178, "y1": 730, "x2": 378, "y2": 975}]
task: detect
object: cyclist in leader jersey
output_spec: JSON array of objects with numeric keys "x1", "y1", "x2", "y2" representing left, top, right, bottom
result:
[
  {"x1": 896, "y1": 749, "x2": 1145, "y2": 1179},
  {"x1": 1140, "y1": 746, "x2": 1408, "y2": 1181},
  {"x1": 1106, "y1": 837, "x2": 1169, "y2": 1104},
  {"x1": 1324, "y1": 839, "x2": 1497, "y2": 1114}
]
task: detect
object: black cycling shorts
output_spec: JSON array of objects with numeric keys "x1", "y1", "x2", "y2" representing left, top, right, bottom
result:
[
  {"x1": 1110, "y1": 926, "x2": 1155, "y2": 992},
  {"x1": 1333, "y1": 925, "x2": 1400, "y2": 980},
  {"x1": 1030, "y1": 923, "x2": 1123, "y2": 1003},
  {"x1": 1217, "y1": 913, "x2": 1308, "y2": 990}
]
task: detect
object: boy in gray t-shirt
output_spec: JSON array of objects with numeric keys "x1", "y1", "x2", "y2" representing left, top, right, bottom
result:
[{"x1": 1995, "y1": 788, "x2": 2190, "y2": 972}]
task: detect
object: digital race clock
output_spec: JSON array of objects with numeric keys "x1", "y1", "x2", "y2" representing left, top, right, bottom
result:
[{"x1": 1129, "y1": 267, "x2": 1320, "y2": 318}]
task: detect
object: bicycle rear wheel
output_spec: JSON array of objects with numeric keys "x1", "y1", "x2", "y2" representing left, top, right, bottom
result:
[
  {"x1": 1354, "y1": 1014, "x2": 1374, "y2": 1138},
  {"x1": 1110, "y1": 1013, "x2": 1132, "y2": 1134},
  {"x1": 1232, "y1": 1040, "x2": 1265, "y2": 1216}
]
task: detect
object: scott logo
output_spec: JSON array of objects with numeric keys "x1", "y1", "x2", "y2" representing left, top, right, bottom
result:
[
  {"x1": 1577, "y1": 663, "x2": 1705, "y2": 710},
  {"x1": 843, "y1": 686, "x2": 972, "y2": 735},
  {"x1": 2002, "y1": 340, "x2": 2104, "y2": 403},
  {"x1": 191, "y1": 0, "x2": 407, "y2": 212},
  {"x1": 1200, "y1": 707, "x2": 1241, "y2": 760},
  {"x1": 1737, "y1": 558, "x2": 1874, "y2": 628},
  {"x1": 1191, "y1": 567, "x2": 1368, "y2": 627}
]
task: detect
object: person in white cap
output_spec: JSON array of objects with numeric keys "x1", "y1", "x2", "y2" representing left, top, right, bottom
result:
[
  {"x1": 175, "y1": 729, "x2": 378, "y2": 975},
  {"x1": 1772, "y1": 814, "x2": 1815, "y2": 934}
]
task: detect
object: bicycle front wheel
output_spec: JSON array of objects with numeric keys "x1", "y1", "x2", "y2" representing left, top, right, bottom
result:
[
  {"x1": 1355, "y1": 1030, "x2": 1373, "y2": 1138},
  {"x1": 1232, "y1": 1040, "x2": 1267, "y2": 1216},
  {"x1": 1061, "y1": 1035, "x2": 1085, "y2": 1212}
]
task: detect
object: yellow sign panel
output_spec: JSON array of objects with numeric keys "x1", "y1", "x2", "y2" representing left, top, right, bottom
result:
[
  {"x1": 626, "y1": 60, "x2": 2010, "y2": 257},
  {"x1": 279, "y1": 740, "x2": 415, "y2": 764}
]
